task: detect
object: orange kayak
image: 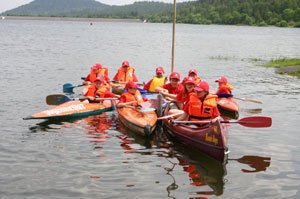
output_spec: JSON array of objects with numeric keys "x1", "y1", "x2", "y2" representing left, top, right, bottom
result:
[
  {"x1": 117, "y1": 107, "x2": 157, "y2": 136},
  {"x1": 24, "y1": 100, "x2": 114, "y2": 120}
]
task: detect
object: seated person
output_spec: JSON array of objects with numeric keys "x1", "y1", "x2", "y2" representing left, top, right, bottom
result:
[
  {"x1": 84, "y1": 77, "x2": 118, "y2": 103},
  {"x1": 113, "y1": 61, "x2": 138, "y2": 83},
  {"x1": 176, "y1": 81, "x2": 220, "y2": 121},
  {"x1": 215, "y1": 76, "x2": 233, "y2": 97},
  {"x1": 117, "y1": 81, "x2": 147, "y2": 108},
  {"x1": 176, "y1": 76, "x2": 196, "y2": 110},
  {"x1": 184, "y1": 69, "x2": 201, "y2": 84},
  {"x1": 143, "y1": 66, "x2": 167, "y2": 92},
  {"x1": 156, "y1": 72, "x2": 183, "y2": 101}
]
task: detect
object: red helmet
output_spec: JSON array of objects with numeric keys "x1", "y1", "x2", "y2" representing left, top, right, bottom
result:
[
  {"x1": 122, "y1": 61, "x2": 130, "y2": 67},
  {"x1": 92, "y1": 63, "x2": 102, "y2": 70},
  {"x1": 156, "y1": 66, "x2": 165, "y2": 74},
  {"x1": 169, "y1": 72, "x2": 180, "y2": 80},
  {"x1": 94, "y1": 76, "x2": 105, "y2": 82},
  {"x1": 188, "y1": 69, "x2": 197, "y2": 75},
  {"x1": 215, "y1": 76, "x2": 228, "y2": 83},
  {"x1": 194, "y1": 81, "x2": 209, "y2": 92},
  {"x1": 125, "y1": 81, "x2": 138, "y2": 90},
  {"x1": 183, "y1": 76, "x2": 195, "y2": 85}
]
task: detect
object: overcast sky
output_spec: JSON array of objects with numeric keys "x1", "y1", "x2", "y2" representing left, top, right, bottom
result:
[{"x1": 0, "y1": 0, "x2": 191, "y2": 13}]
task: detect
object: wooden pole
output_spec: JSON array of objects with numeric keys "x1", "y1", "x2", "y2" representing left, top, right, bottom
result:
[{"x1": 171, "y1": 0, "x2": 176, "y2": 73}]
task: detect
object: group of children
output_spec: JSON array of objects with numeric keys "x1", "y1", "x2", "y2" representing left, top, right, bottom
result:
[{"x1": 82, "y1": 60, "x2": 234, "y2": 121}]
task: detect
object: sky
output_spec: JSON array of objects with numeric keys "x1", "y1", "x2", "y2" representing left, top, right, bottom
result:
[{"x1": 0, "y1": 0, "x2": 191, "y2": 13}]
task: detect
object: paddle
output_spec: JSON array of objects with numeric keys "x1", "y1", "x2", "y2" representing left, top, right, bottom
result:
[
  {"x1": 217, "y1": 93, "x2": 262, "y2": 104},
  {"x1": 63, "y1": 83, "x2": 85, "y2": 93},
  {"x1": 173, "y1": 116, "x2": 272, "y2": 128},
  {"x1": 157, "y1": 111, "x2": 184, "y2": 120},
  {"x1": 110, "y1": 80, "x2": 144, "y2": 86},
  {"x1": 46, "y1": 94, "x2": 118, "y2": 105},
  {"x1": 123, "y1": 105, "x2": 156, "y2": 113}
]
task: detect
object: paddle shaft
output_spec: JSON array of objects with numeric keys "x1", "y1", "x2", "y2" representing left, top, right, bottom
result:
[{"x1": 173, "y1": 116, "x2": 272, "y2": 128}]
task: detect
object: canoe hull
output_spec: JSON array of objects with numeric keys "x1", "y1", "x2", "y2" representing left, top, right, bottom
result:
[
  {"x1": 117, "y1": 107, "x2": 157, "y2": 136},
  {"x1": 163, "y1": 119, "x2": 229, "y2": 162},
  {"x1": 24, "y1": 100, "x2": 114, "y2": 120},
  {"x1": 217, "y1": 98, "x2": 239, "y2": 119}
]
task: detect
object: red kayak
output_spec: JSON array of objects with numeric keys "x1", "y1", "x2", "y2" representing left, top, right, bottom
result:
[
  {"x1": 217, "y1": 97, "x2": 239, "y2": 119},
  {"x1": 163, "y1": 118, "x2": 229, "y2": 162},
  {"x1": 162, "y1": 102, "x2": 229, "y2": 162},
  {"x1": 23, "y1": 100, "x2": 114, "y2": 120}
]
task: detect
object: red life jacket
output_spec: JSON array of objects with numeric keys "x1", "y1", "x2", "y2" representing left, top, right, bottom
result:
[
  {"x1": 121, "y1": 90, "x2": 144, "y2": 106},
  {"x1": 188, "y1": 93, "x2": 218, "y2": 119}
]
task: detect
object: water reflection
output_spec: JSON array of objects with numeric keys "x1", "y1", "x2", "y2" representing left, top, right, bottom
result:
[
  {"x1": 230, "y1": 155, "x2": 271, "y2": 173},
  {"x1": 116, "y1": 124, "x2": 227, "y2": 198},
  {"x1": 28, "y1": 118, "x2": 77, "y2": 132}
]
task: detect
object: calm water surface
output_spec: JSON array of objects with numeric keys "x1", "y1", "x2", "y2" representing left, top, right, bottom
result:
[{"x1": 0, "y1": 20, "x2": 300, "y2": 198}]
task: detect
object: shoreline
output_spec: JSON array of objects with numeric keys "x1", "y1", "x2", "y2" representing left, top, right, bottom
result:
[{"x1": 2, "y1": 16, "x2": 143, "y2": 23}]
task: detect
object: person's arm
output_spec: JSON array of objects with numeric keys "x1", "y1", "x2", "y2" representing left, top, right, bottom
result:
[
  {"x1": 132, "y1": 73, "x2": 138, "y2": 82},
  {"x1": 175, "y1": 112, "x2": 189, "y2": 121},
  {"x1": 143, "y1": 80, "x2": 152, "y2": 91}
]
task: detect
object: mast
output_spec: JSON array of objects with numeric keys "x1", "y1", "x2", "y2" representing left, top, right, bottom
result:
[{"x1": 171, "y1": 0, "x2": 176, "y2": 72}]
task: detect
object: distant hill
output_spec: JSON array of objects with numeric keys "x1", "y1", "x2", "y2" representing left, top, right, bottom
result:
[
  {"x1": 2, "y1": 0, "x2": 299, "y2": 27},
  {"x1": 2, "y1": 0, "x2": 172, "y2": 19},
  {"x1": 2, "y1": 0, "x2": 110, "y2": 16}
]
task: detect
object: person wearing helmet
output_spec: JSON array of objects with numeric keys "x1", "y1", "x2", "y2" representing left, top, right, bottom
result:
[
  {"x1": 215, "y1": 76, "x2": 233, "y2": 96},
  {"x1": 83, "y1": 63, "x2": 102, "y2": 85},
  {"x1": 176, "y1": 76, "x2": 196, "y2": 110},
  {"x1": 185, "y1": 69, "x2": 201, "y2": 84},
  {"x1": 84, "y1": 76, "x2": 118, "y2": 103},
  {"x1": 113, "y1": 61, "x2": 138, "y2": 83},
  {"x1": 117, "y1": 81, "x2": 147, "y2": 108},
  {"x1": 176, "y1": 81, "x2": 220, "y2": 121},
  {"x1": 143, "y1": 66, "x2": 167, "y2": 92},
  {"x1": 157, "y1": 71, "x2": 183, "y2": 101}
]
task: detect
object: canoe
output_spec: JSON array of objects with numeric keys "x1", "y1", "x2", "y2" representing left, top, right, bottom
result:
[
  {"x1": 217, "y1": 97, "x2": 239, "y2": 119},
  {"x1": 24, "y1": 100, "x2": 114, "y2": 120},
  {"x1": 163, "y1": 118, "x2": 229, "y2": 162},
  {"x1": 162, "y1": 104, "x2": 229, "y2": 161},
  {"x1": 112, "y1": 84, "x2": 125, "y2": 95},
  {"x1": 117, "y1": 107, "x2": 157, "y2": 136}
]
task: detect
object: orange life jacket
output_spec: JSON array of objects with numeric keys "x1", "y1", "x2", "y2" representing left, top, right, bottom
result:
[
  {"x1": 217, "y1": 83, "x2": 233, "y2": 94},
  {"x1": 96, "y1": 84, "x2": 110, "y2": 98},
  {"x1": 188, "y1": 93, "x2": 218, "y2": 119},
  {"x1": 122, "y1": 90, "x2": 144, "y2": 106},
  {"x1": 98, "y1": 67, "x2": 109, "y2": 79},
  {"x1": 194, "y1": 76, "x2": 201, "y2": 84},
  {"x1": 115, "y1": 67, "x2": 135, "y2": 83},
  {"x1": 87, "y1": 70, "x2": 98, "y2": 82}
]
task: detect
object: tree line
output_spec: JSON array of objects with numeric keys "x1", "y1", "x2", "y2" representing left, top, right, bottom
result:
[{"x1": 148, "y1": 0, "x2": 300, "y2": 27}]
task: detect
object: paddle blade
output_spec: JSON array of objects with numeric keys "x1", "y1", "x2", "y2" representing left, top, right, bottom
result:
[
  {"x1": 141, "y1": 107, "x2": 156, "y2": 112},
  {"x1": 237, "y1": 116, "x2": 272, "y2": 128},
  {"x1": 63, "y1": 83, "x2": 75, "y2": 93},
  {"x1": 46, "y1": 94, "x2": 71, "y2": 105}
]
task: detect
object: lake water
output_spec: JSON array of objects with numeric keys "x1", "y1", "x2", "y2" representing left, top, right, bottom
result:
[{"x1": 0, "y1": 19, "x2": 300, "y2": 199}]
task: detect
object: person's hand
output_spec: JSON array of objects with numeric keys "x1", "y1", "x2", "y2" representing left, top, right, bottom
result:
[{"x1": 136, "y1": 105, "x2": 142, "y2": 109}]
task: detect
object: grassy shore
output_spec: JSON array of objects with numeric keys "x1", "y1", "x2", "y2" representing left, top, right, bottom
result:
[{"x1": 265, "y1": 58, "x2": 300, "y2": 77}]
